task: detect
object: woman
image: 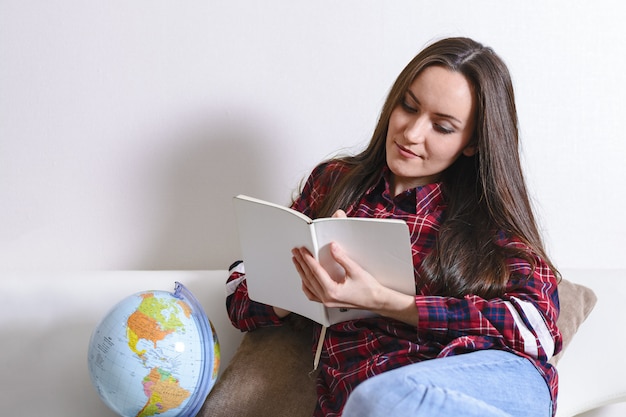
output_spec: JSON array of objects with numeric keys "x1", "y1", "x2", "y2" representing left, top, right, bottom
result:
[{"x1": 227, "y1": 37, "x2": 562, "y2": 417}]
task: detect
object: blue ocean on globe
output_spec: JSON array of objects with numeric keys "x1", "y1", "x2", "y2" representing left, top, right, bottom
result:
[{"x1": 87, "y1": 282, "x2": 219, "y2": 417}]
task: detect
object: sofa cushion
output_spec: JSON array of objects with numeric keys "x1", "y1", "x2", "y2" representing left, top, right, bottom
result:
[
  {"x1": 550, "y1": 278, "x2": 597, "y2": 365},
  {"x1": 198, "y1": 316, "x2": 317, "y2": 417}
]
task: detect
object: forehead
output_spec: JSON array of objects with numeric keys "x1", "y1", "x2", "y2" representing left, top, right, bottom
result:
[
  {"x1": 406, "y1": 66, "x2": 476, "y2": 122},
  {"x1": 409, "y1": 66, "x2": 473, "y2": 97}
]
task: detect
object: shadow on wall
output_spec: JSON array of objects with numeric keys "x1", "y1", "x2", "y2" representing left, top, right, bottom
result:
[{"x1": 139, "y1": 112, "x2": 284, "y2": 270}]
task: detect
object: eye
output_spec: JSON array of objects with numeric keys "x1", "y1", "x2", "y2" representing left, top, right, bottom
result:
[
  {"x1": 400, "y1": 100, "x2": 417, "y2": 113},
  {"x1": 434, "y1": 123, "x2": 454, "y2": 135},
  {"x1": 400, "y1": 97, "x2": 418, "y2": 113}
]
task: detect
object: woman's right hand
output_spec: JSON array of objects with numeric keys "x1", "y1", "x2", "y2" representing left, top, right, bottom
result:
[
  {"x1": 274, "y1": 211, "x2": 346, "y2": 319},
  {"x1": 273, "y1": 209, "x2": 348, "y2": 319}
]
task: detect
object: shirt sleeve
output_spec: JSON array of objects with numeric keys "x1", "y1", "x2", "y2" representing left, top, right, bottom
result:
[
  {"x1": 225, "y1": 261, "x2": 284, "y2": 331},
  {"x1": 414, "y1": 246, "x2": 562, "y2": 363}
]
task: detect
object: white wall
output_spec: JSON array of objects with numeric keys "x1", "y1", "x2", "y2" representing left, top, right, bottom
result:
[{"x1": 2, "y1": 0, "x2": 625, "y2": 271}]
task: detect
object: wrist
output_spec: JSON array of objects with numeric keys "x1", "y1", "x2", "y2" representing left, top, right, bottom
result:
[{"x1": 373, "y1": 288, "x2": 419, "y2": 326}]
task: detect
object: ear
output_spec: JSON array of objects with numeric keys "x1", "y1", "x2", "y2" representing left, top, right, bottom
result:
[{"x1": 462, "y1": 144, "x2": 477, "y2": 157}]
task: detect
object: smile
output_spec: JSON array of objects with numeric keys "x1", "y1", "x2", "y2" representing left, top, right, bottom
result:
[{"x1": 395, "y1": 142, "x2": 420, "y2": 159}]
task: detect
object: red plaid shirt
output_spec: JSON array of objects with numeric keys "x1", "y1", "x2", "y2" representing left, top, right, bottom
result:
[{"x1": 227, "y1": 161, "x2": 562, "y2": 416}]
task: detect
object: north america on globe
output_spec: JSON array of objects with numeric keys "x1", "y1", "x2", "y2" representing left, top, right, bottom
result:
[
  {"x1": 127, "y1": 292, "x2": 192, "y2": 416},
  {"x1": 126, "y1": 292, "x2": 191, "y2": 358}
]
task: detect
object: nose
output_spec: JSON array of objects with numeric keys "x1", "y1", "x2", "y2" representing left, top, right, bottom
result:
[{"x1": 404, "y1": 115, "x2": 428, "y2": 144}]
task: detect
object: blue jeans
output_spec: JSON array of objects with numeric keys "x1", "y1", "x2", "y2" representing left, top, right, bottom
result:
[{"x1": 342, "y1": 350, "x2": 552, "y2": 417}]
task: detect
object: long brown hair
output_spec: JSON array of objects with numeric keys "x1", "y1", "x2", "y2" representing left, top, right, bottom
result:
[{"x1": 310, "y1": 37, "x2": 559, "y2": 298}]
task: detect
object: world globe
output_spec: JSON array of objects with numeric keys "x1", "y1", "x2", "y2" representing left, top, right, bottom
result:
[{"x1": 88, "y1": 282, "x2": 220, "y2": 417}]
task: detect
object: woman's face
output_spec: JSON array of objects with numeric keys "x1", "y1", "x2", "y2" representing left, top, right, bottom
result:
[{"x1": 386, "y1": 65, "x2": 477, "y2": 195}]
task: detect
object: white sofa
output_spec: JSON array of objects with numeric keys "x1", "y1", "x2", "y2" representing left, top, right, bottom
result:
[{"x1": 1, "y1": 269, "x2": 624, "y2": 417}]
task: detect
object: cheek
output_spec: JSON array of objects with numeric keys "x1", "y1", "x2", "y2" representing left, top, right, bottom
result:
[
  {"x1": 385, "y1": 119, "x2": 397, "y2": 150},
  {"x1": 422, "y1": 141, "x2": 462, "y2": 165},
  {"x1": 387, "y1": 109, "x2": 404, "y2": 135}
]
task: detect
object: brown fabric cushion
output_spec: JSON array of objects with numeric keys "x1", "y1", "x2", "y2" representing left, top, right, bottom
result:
[
  {"x1": 198, "y1": 317, "x2": 317, "y2": 417},
  {"x1": 549, "y1": 278, "x2": 597, "y2": 365},
  {"x1": 200, "y1": 279, "x2": 596, "y2": 415}
]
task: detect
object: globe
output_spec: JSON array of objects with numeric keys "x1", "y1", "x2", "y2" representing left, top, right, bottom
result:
[{"x1": 88, "y1": 282, "x2": 220, "y2": 417}]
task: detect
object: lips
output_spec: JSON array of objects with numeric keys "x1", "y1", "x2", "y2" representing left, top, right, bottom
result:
[{"x1": 395, "y1": 142, "x2": 419, "y2": 158}]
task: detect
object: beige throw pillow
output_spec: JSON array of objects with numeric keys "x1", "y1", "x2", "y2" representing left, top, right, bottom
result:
[
  {"x1": 549, "y1": 278, "x2": 597, "y2": 365},
  {"x1": 198, "y1": 317, "x2": 317, "y2": 417}
]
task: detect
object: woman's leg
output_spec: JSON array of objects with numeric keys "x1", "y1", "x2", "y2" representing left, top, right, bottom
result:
[{"x1": 342, "y1": 350, "x2": 551, "y2": 417}]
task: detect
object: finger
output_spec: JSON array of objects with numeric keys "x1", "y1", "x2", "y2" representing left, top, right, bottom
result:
[
  {"x1": 293, "y1": 255, "x2": 314, "y2": 292},
  {"x1": 292, "y1": 249, "x2": 324, "y2": 301},
  {"x1": 291, "y1": 248, "x2": 310, "y2": 276},
  {"x1": 332, "y1": 209, "x2": 347, "y2": 218},
  {"x1": 294, "y1": 246, "x2": 347, "y2": 303},
  {"x1": 329, "y1": 242, "x2": 360, "y2": 275},
  {"x1": 295, "y1": 247, "x2": 329, "y2": 280},
  {"x1": 301, "y1": 280, "x2": 321, "y2": 302}
]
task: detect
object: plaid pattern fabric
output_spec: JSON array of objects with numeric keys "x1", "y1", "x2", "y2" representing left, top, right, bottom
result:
[{"x1": 226, "y1": 161, "x2": 562, "y2": 416}]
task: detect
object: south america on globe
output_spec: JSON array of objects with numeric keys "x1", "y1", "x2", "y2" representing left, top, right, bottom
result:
[{"x1": 88, "y1": 282, "x2": 219, "y2": 417}]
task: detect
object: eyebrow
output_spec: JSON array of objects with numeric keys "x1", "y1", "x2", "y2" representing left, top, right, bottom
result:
[{"x1": 406, "y1": 90, "x2": 463, "y2": 125}]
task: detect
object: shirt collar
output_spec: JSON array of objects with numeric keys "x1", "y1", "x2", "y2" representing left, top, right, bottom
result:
[{"x1": 369, "y1": 166, "x2": 446, "y2": 215}]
